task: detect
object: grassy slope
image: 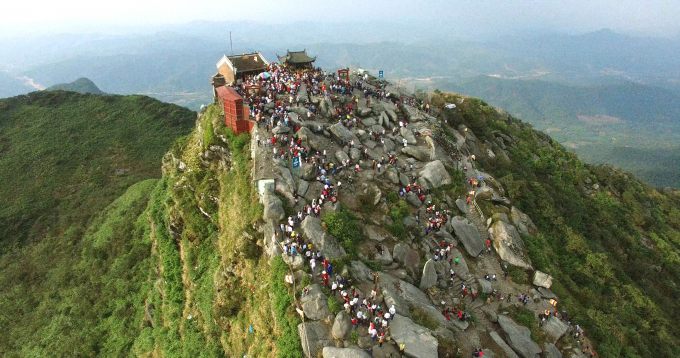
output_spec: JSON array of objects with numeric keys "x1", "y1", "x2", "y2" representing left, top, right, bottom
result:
[
  {"x1": 131, "y1": 105, "x2": 301, "y2": 357},
  {"x1": 434, "y1": 92, "x2": 680, "y2": 357},
  {"x1": 0, "y1": 90, "x2": 195, "y2": 249}
]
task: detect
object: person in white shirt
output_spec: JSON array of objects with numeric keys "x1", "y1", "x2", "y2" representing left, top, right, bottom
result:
[{"x1": 389, "y1": 305, "x2": 396, "y2": 318}]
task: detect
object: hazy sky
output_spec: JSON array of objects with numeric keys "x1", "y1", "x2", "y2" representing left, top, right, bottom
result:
[{"x1": 2, "y1": 0, "x2": 679, "y2": 38}]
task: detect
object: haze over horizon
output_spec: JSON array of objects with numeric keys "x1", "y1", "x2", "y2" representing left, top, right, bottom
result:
[{"x1": 2, "y1": 0, "x2": 679, "y2": 39}]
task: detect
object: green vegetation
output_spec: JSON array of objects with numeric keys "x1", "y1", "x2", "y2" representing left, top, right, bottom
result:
[
  {"x1": 323, "y1": 205, "x2": 363, "y2": 257},
  {"x1": 507, "y1": 306, "x2": 543, "y2": 343},
  {"x1": 0, "y1": 90, "x2": 195, "y2": 249},
  {"x1": 440, "y1": 77, "x2": 680, "y2": 188},
  {"x1": 0, "y1": 98, "x2": 303, "y2": 357},
  {"x1": 386, "y1": 200, "x2": 410, "y2": 239},
  {"x1": 436, "y1": 91, "x2": 680, "y2": 357},
  {"x1": 46, "y1": 77, "x2": 104, "y2": 94},
  {"x1": 411, "y1": 307, "x2": 440, "y2": 330}
]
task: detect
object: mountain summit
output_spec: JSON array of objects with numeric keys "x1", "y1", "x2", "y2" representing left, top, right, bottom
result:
[{"x1": 46, "y1": 77, "x2": 104, "y2": 94}]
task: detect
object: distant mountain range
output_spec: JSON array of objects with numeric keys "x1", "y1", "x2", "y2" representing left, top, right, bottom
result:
[
  {"x1": 47, "y1": 77, "x2": 104, "y2": 94},
  {"x1": 0, "y1": 25, "x2": 678, "y2": 186}
]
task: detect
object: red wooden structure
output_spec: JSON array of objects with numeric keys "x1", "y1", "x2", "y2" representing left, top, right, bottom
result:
[
  {"x1": 337, "y1": 68, "x2": 349, "y2": 81},
  {"x1": 215, "y1": 86, "x2": 256, "y2": 135}
]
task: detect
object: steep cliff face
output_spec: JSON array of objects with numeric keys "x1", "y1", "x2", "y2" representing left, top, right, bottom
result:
[{"x1": 135, "y1": 105, "x2": 303, "y2": 356}]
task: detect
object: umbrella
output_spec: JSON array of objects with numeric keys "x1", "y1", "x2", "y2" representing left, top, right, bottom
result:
[{"x1": 258, "y1": 72, "x2": 272, "y2": 79}]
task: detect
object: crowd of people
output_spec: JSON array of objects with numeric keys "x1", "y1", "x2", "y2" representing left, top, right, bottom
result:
[{"x1": 243, "y1": 62, "x2": 595, "y2": 358}]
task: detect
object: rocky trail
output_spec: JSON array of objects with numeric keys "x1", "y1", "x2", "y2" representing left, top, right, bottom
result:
[{"x1": 248, "y1": 69, "x2": 591, "y2": 358}]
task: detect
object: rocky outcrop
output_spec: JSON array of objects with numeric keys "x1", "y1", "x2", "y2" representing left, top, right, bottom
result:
[
  {"x1": 262, "y1": 191, "x2": 285, "y2": 221},
  {"x1": 365, "y1": 226, "x2": 385, "y2": 242},
  {"x1": 542, "y1": 343, "x2": 562, "y2": 358},
  {"x1": 282, "y1": 253, "x2": 305, "y2": 270},
  {"x1": 542, "y1": 318, "x2": 568, "y2": 342},
  {"x1": 393, "y1": 243, "x2": 420, "y2": 277},
  {"x1": 405, "y1": 191, "x2": 422, "y2": 208},
  {"x1": 450, "y1": 216, "x2": 485, "y2": 257},
  {"x1": 401, "y1": 146, "x2": 430, "y2": 162},
  {"x1": 390, "y1": 315, "x2": 439, "y2": 358},
  {"x1": 329, "y1": 123, "x2": 358, "y2": 143},
  {"x1": 322, "y1": 347, "x2": 371, "y2": 358},
  {"x1": 299, "y1": 321, "x2": 334, "y2": 358},
  {"x1": 489, "y1": 221, "x2": 532, "y2": 269},
  {"x1": 511, "y1": 206, "x2": 537, "y2": 236},
  {"x1": 375, "y1": 246, "x2": 393, "y2": 265},
  {"x1": 533, "y1": 271, "x2": 553, "y2": 288},
  {"x1": 331, "y1": 311, "x2": 352, "y2": 340},
  {"x1": 490, "y1": 330, "x2": 520, "y2": 358},
  {"x1": 455, "y1": 198, "x2": 469, "y2": 214},
  {"x1": 478, "y1": 278, "x2": 493, "y2": 294},
  {"x1": 497, "y1": 315, "x2": 542, "y2": 358},
  {"x1": 419, "y1": 259, "x2": 437, "y2": 290},
  {"x1": 400, "y1": 127, "x2": 417, "y2": 145},
  {"x1": 300, "y1": 284, "x2": 332, "y2": 320},
  {"x1": 418, "y1": 160, "x2": 452, "y2": 189},
  {"x1": 300, "y1": 216, "x2": 347, "y2": 258}
]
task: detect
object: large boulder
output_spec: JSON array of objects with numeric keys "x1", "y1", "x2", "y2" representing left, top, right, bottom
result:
[
  {"x1": 489, "y1": 331, "x2": 520, "y2": 358},
  {"x1": 282, "y1": 253, "x2": 305, "y2": 270},
  {"x1": 262, "y1": 191, "x2": 286, "y2": 221},
  {"x1": 399, "y1": 173, "x2": 410, "y2": 187},
  {"x1": 349, "y1": 148, "x2": 361, "y2": 162},
  {"x1": 393, "y1": 243, "x2": 420, "y2": 277},
  {"x1": 331, "y1": 311, "x2": 353, "y2": 340},
  {"x1": 365, "y1": 226, "x2": 386, "y2": 242},
  {"x1": 418, "y1": 160, "x2": 452, "y2": 188},
  {"x1": 385, "y1": 109, "x2": 397, "y2": 122},
  {"x1": 400, "y1": 127, "x2": 417, "y2": 145},
  {"x1": 329, "y1": 122, "x2": 359, "y2": 143},
  {"x1": 450, "y1": 216, "x2": 484, "y2": 257},
  {"x1": 419, "y1": 259, "x2": 437, "y2": 290},
  {"x1": 390, "y1": 315, "x2": 439, "y2": 358},
  {"x1": 358, "y1": 107, "x2": 373, "y2": 118},
  {"x1": 542, "y1": 343, "x2": 562, "y2": 358},
  {"x1": 405, "y1": 191, "x2": 422, "y2": 208},
  {"x1": 349, "y1": 260, "x2": 375, "y2": 284},
  {"x1": 401, "y1": 146, "x2": 430, "y2": 161},
  {"x1": 533, "y1": 271, "x2": 553, "y2": 288},
  {"x1": 272, "y1": 125, "x2": 290, "y2": 134},
  {"x1": 385, "y1": 167, "x2": 400, "y2": 184},
  {"x1": 375, "y1": 246, "x2": 393, "y2": 265},
  {"x1": 298, "y1": 321, "x2": 334, "y2": 358},
  {"x1": 300, "y1": 216, "x2": 347, "y2": 258},
  {"x1": 542, "y1": 318, "x2": 568, "y2": 342},
  {"x1": 497, "y1": 315, "x2": 542, "y2": 358},
  {"x1": 335, "y1": 150, "x2": 350, "y2": 163},
  {"x1": 297, "y1": 179, "x2": 309, "y2": 196},
  {"x1": 300, "y1": 284, "x2": 332, "y2": 320},
  {"x1": 403, "y1": 105, "x2": 436, "y2": 124},
  {"x1": 303, "y1": 181, "x2": 324, "y2": 202},
  {"x1": 455, "y1": 198, "x2": 469, "y2": 214},
  {"x1": 301, "y1": 162, "x2": 317, "y2": 180},
  {"x1": 366, "y1": 185, "x2": 382, "y2": 205},
  {"x1": 323, "y1": 347, "x2": 371, "y2": 358},
  {"x1": 379, "y1": 271, "x2": 468, "y2": 330},
  {"x1": 489, "y1": 221, "x2": 532, "y2": 269},
  {"x1": 478, "y1": 278, "x2": 493, "y2": 294},
  {"x1": 511, "y1": 206, "x2": 538, "y2": 236}
]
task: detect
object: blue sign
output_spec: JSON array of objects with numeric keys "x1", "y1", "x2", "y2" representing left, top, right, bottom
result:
[
  {"x1": 379, "y1": 70, "x2": 384, "y2": 78},
  {"x1": 292, "y1": 156, "x2": 300, "y2": 168}
]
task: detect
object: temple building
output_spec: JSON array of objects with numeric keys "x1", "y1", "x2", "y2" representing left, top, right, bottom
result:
[
  {"x1": 216, "y1": 52, "x2": 269, "y2": 84},
  {"x1": 277, "y1": 50, "x2": 317, "y2": 69}
]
